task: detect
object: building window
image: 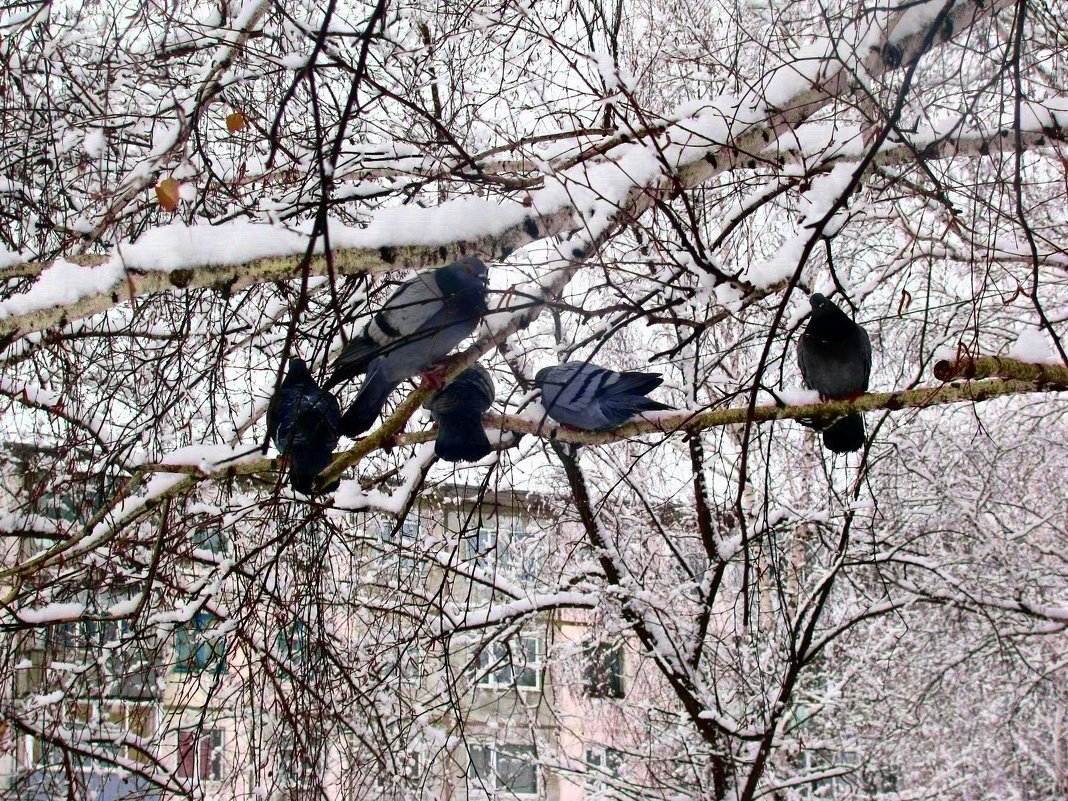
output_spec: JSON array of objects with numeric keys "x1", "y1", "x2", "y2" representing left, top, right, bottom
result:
[
  {"x1": 476, "y1": 637, "x2": 541, "y2": 691},
  {"x1": 375, "y1": 751, "x2": 420, "y2": 793},
  {"x1": 373, "y1": 644, "x2": 424, "y2": 687},
  {"x1": 19, "y1": 732, "x2": 63, "y2": 770},
  {"x1": 682, "y1": 549, "x2": 707, "y2": 598},
  {"x1": 278, "y1": 742, "x2": 300, "y2": 791},
  {"x1": 468, "y1": 744, "x2": 538, "y2": 797},
  {"x1": 463, "y1": 515, "x2": 539, "y2": 580},
  {"x1": 380, "y1": 516, "x2": 424, "y2": 575},
  {"x1": 63, "y1": 617, "x2": 121, "y2": 650},
  {"x1": 276, "y1": 620, "x2": 308, "y2": 664},
  {"x1": 797, "y1": 749, "x2": 859, "y2": 798},
  {"x1": 277, "y1": 736, "x2": 327, "y2": 791},
  {"x1": 174, "y1": 612, "x2": 227, "y2": 674},
  {"x1": 192, "y1": 523, "x2": 227, "y2": 554},
  {"x1": 177, "y1": 728, "x2": 223, "y2": 782},
  {"x1": 275, "y1": 620, "x2": 309, "y2": 678},
  {"x1": 586, "y1": 745, "x2": 624, "y2": 793},
  {"x1": 119, "y1": 702, "x2": 156, "y2": 764},
  {"x1": 584, "y1": 642, "x2": 624, "y2": 699}
]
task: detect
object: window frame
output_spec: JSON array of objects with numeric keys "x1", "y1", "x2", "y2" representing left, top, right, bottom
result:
[
  {"x1": 467, "y1": 743, "x2": 539, "y2": 798},
  {"x1": 379, "y1": 516, "x2": 426, "y2": 577},
  {"x1": 583, "y1": 641, "x2": 625, "y2": 699},
  {"x1": 191, "y1": 522, "x2": 228, "y2": 554},
  {"x1": 475, "y1": 637, "x2": 542, "y2": 692},
  {"x1": 176, "y1": 727, "x2": 224, "y2": 783},
  {"x1": 274, "y1": 619, "x2": 312, "y2": 680},
  {"x1": 173, "y1": 612, "x2": 228, "y2": 675},
  {"x1": 463, "y1": 515, "x2": 539, "y2": 581},
  {"x1": 374, "y1": 750, "x2": 421, "y2": 792},
  {"x1": 585, "y1": 744, "x2": 624, "y2": 794}
]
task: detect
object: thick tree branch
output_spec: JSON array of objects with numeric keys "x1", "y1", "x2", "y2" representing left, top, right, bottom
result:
[
  {"x1": 142, "y1": 365, "x2": 1068, "y2": 482},
  {"x1": 933, "y1": 354, "x2": 1068, "y2": 383},
  {"x1": 0, "y1": 0, "x2": 1009, "y2": 347}
]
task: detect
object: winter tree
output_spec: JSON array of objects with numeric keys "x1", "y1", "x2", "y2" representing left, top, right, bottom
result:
[{"x1": 0, "y1": 0, "x2": 1066, "y2": 799}]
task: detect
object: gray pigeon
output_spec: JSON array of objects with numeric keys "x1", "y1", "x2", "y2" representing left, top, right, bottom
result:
[
  {"x1": 796, "y1": 293, "x2": 872, "y2": 453},
  {"x1": 268, "y1": 359, "x2": 341, "y2": 494},
  {"x1": 425, "y1": 364, "x2": 496, "y2": 462},
  {"x1": 325, "y1": 256, "x2": 489, "y2": 436},
  {"x1": 534, "y1": 361, "x2": 672, "y2": 431}
]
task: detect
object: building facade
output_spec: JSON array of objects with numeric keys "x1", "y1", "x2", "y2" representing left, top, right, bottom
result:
[{"x1": 0, "y1": 448, "x2": 643, "y2": 801}]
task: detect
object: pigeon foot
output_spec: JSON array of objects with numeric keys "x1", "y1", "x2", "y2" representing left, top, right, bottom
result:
[{"x1": 418, "y1": 370, "x2": 448, "y2": 391}]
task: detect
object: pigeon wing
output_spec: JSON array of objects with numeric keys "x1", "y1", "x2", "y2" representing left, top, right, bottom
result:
[
  {"x1": 859, "y1": 325, "x2": 872, "y2": 388},
  {"x1": 796, "y1": 335, "x2": 816, "y2": 391},
  {"x1": 596, "y1": 370, "x2": 671, "y2": 421},
  {"x1": 326, "y1": 273, "x2": 445, "y2": 387},
  {"x1": 545, "y1": 364, "x2": 614, "y2": 424},
  {"x1": 595, "y1": 370, "x2": 663, "y2": 400},
  {"x1": 326, "y1": 334, "x2": 378, "y2": 388},
  {"x1": 368, "y1": 273, "x2": 446, "y2": 347}
]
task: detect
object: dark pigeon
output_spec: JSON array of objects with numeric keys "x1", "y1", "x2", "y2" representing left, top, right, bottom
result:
[
  {"x1": 534, "y1": 361, "x2": 672, "y2": 431},
  {"x1": 796, "y1": 293, "x2": 872, "y2": 453},
  {"x1": 268, "y1": 358, "x2": 341, "y2": 494},
  {"x1": 425, "y1": 364, "x2": 496, "y2": 462},
  {"x1": 325, "y1": 256, "x2": 489, "y2": 437}
]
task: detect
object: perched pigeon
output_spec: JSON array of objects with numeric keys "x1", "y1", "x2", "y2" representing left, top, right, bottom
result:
[
  {"x1": 534, "y1": 361, "x2": 672, "y2": 431},
  {"x1": 425, "y1": 364, "x2": 496, "y2": 462},
  {"x1": 796, "y1": 293, "x2": 872, "y2": 453},
  {"x1": 325, "y1": 256, "x2": 489, "y2": 436},
  {"x1": 268, "y1": 359, "x2": 342, "y2": 494}
]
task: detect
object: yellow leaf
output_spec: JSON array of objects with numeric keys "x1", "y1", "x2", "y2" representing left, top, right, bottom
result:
[
  {"x1": 155, "y1": 177, "x2": 181, "y2": 212},
  {"x1": 226, "y1": 111, "x2": 247, "y2": 133}
]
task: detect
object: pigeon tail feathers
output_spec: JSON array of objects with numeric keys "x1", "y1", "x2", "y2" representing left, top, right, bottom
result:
[
  {"x1": 821, "y1": 413, "x2": 865, "y2": 453},
  {"x1": 287, "y1": 445, "x2": 333, "y2": 495},
  {"x1": 603, "y1": 371, "x2": 663, "y2": 398},
  {"x1": 599, "y1": 393, "x2": 672, "y2": 421},
  {"x1": 340, "y1": 373, "x2": 399, "y2": 437},
  {"x1": 435, "y1": 413, "x2": 493, "y2": 462},
  {"x1": 325, "y1": 334, "x2": 378, "y2": 389}
]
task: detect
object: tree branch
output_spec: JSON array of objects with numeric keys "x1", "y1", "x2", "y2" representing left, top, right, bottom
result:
[
  {"x1": 140, "y1": 362, "x2": 1068, "y2": 483},
  {"x1": 0, "y1": 0, "x2": 1010, "y2": 347}
]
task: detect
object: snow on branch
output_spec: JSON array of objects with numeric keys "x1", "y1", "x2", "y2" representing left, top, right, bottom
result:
[
  {"x1": 772, "y1": 120, "x2": 1068, "y2": 169},
  {"x1": 0, "y1": 0, "x2": 1010, "y2": 348},
  {"x1": 434, "y1": 592, "x2": 599, "y2": 635}
]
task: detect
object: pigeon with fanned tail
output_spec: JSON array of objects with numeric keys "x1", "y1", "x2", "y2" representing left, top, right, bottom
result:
[
  {"x1": 425, "y1": 364, "x2": 496, "y2": 462},
  {"x1": 534, "y1": 361, "x2": 672, "y2": 431},
  {"x1": 268, "y1": 359, "x2": 341, "y2": 495},
  {"x1": 324, "y1": 256, "x2": 489, "y2": 437},
  {"x1": 796, "y1": 293, "x2": 872, "y2": 454}
]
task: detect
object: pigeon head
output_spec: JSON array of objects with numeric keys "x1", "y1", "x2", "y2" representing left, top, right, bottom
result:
[
  {"x1": 286, "y1": 358, "x2": 313, "y2": 382},
  {"x1": 806, "y1": 293, "x2": 856, "y2": 337},
  {"x1": 437, "y1": 256, "x2": 488, "y2": 294},
  {"x1": 808, "y1": 293, "x2": 851, "y2": 323}
]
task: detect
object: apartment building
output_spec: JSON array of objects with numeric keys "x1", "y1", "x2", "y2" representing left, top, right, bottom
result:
[{"x1": 0, "y1": 446, "x2": 640, "y2": 800}]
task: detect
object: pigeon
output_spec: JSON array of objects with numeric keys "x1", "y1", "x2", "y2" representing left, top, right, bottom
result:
[
  {"x1": 534, "y1": 361, "x2": 672, "y2": 431},
  {"x1": 324, "y1": 256, "x2": 490, "y2": 437},
  {"x1": 268, "y1": 359, "x2": 342, "y2": 494},
  {"x1": 425, "y1": 364, "x2": 496, "y2": 462},
  {"x1": 796, "y1": 293, "x2": 872, "y2": 453}
]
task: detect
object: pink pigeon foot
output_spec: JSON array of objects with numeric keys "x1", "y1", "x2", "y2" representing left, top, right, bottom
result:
[{"x1": 418, "y1": 370, "x2": 448, "y2": 391}]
